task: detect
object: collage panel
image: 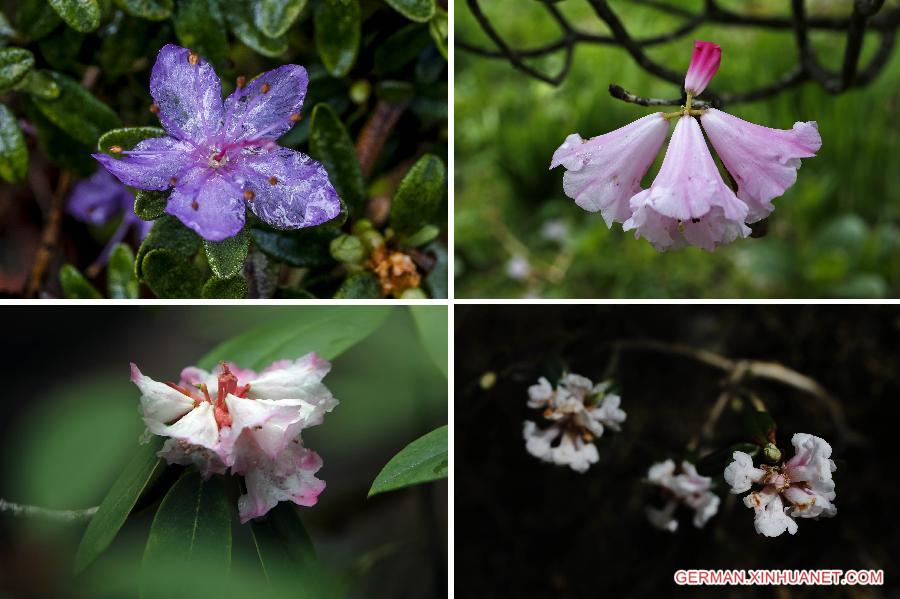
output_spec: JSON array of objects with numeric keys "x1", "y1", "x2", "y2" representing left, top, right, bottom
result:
[
  {"x1": 0, "y1": 305, "x2": 447, "y2": 598},
  {"x1": 0, "y1": 3, "x2": 447, "y2": 300},
  {"x1": 455, "y1": 304, "x2": 896, "y2": 597}
]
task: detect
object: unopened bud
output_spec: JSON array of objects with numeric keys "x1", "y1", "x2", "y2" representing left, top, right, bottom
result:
[
  {"x1": 329, "y1": 234, "x2": 365, "y2": 264},
  {"x1": 351, "y1": 218, "x2": 374, "y2": 235},
  {"x1": 349, "y1": 80, "x2": 371, "y2": 105},
  {"x1": 359, "y1": 229, "x2": 384, "y2": 252},
  {"x1": 399, "y1": 287, "x2": 427, "y2": 299},
  {"x1": 479, "y1": 371, "x2": 497, "y2": 390},
  {"x1": 763, "y1": 443, "x2": 782, "y2": 464}
]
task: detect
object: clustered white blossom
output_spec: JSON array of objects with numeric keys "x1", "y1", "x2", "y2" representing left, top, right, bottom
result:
[
  {"x1": 645, "y1": 459, "x2": 720, "y2": 532},
  {"x1": 724, "y1": 433, "x2": 837, "y2": 537},
  {"x1": 523, "y1": 373, "x2": 626, "y2": 473}
]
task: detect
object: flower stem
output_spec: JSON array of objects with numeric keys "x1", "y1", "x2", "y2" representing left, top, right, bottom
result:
[{"x1": 0, "y1": 498, "x2": 98, "y2": 523}]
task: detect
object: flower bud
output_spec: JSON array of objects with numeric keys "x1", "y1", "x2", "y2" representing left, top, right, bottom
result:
[
  {"x1": 351, "y1": 218, "x2": 374, "y2": 235},
  {"x1": 399, "y1": 287, "x2": 427, "y2": 299},
  {"x1": 763, "y1": 443, "x2": 782, "y2": 464},
  {"x1": 329, "y1": 234, "x2": 365, "y2": 264},
  {"x1": 349, "y1": 80, "x2": 371, "y2": 105},
  {"x1": 359, "y1": 229, "x2": 384, "y2": 252}
]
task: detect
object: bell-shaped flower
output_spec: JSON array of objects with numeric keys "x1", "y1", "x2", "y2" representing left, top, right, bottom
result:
[
  {"x1": 624, "y1": 116, "x2": 750, "y2": 251},
  {"x1": 684, "y1": 41, "x2": 721, "y2": 96},
  {"x1": 94, "y1": 44, "x2": 340, "y2": 241},
  {"x1": 550, "y1": 113, "x2": 669, "y2": 226},
  {"x1": 700, "y1": 109, "x2": 822, "y2": 222},
  {"x1": 646, "y1": 459, "x2": 720, "y2": 532}
]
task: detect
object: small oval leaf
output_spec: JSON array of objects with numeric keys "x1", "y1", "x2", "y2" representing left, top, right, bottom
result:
[
  {"x1": 0, "y1": 104, "x2": 28, "y2": 183},
  {"x1": 385, "y1": 0, "x2": 435, "y2": 23},
  {"x1": 390, "y1": 153, "x2": 445, "y2": 236},
  {"x1": 48, "y1": 0, "x2": 101, "y2": 33},
  {"x1": 309, "y1": 103, "x2": 365, "y2": 213},
  {"x1": 173, "y1": 0, "x2": 229, "y2": 65},
  {"x1": 107, "y1": 243, "x2": 140, "y2": 299},
  {"x1": 97, "y1": 126, "x2": 166, "y2": 155},
  {"x1": 314, "y1": 0, "x2": 360, "y2": 77},
  {"x1": 368, "y1": 425, "x2": 448, "y2": 497},
  {"x1": 0, "y1": 47, "x2": 35, "y2": 90},
  {"x1": 203, "y1": 228, "x2": 250, "y2": 279},
  {"x1": 59, "y1": 264, "x2": 103, "y2": 299},
  {"x1": 254, "y1": 0, "x2": 307, "y2": 38},
  {"x1": 134, "y1": 190, "x2": 170, "y2": 221},
  {"x1": 333, "y1": 272, "x2": 380, "y2": 299},
  {"x1": 113, "y1": 0, "x2": 173, "y2": 20},
  {"x1": 201, "y1": 274, "x2": 248, "y2": 298},
  {"x1": 227, "y1": 0, "x2": 288, "y2": 57},
  {"x1": 33, "y1": 72, "x2": 120, "y2": 147}
]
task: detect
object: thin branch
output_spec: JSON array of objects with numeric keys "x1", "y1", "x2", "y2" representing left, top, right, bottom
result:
[
  {"x1": 25, "y1": 171, "x2": 71, "y2": 298},
  {"x1": 0, "y1": 498, "x2": 97, "y2": 523},
  {"x1": 841, "y1": 0, "x2": 887, "y2": 89}
]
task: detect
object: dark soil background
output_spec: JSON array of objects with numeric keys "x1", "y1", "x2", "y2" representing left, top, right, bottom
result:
[{"x1": 455, "y1": 305, "x2": 900, "y2": 598}]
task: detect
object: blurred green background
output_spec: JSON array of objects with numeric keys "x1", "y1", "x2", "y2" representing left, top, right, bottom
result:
[
  {"x1": 0, "y1": 306, "x2": 446, "y2": 598},
  {"x1": 455, "y1": 0, "x2": 900, "y2": 298}
]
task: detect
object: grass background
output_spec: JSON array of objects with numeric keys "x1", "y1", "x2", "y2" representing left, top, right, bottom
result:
[{"x1": 455, "y1": 0, "x2": 900, "y2": 298}]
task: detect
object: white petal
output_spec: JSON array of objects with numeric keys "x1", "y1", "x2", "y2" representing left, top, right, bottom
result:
[
  {"x1": 131, "y1": 363, "x2": 195, "y2": 425},
  {"x1": 147, "y1": 401, "x2": 218, "y2": 450}
]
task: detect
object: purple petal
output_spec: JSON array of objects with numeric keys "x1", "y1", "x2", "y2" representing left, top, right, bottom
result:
[
  {"x1": 166, "y1": 168, "x2": 246, "y2": 241},
  {"x1": 222, "y1": 65, "x2": 308, "y2": 144},
  {"x1": 232, "y1": 147, "x2": 341, "y2": 230},
  {"x1": 93, "y1": 136, "x2": 197, "y2": 191},
  {"x1": 150, "y1": 44, "x2": 224, "y2": 143},
  {"x1": 68, "y1": 168, "x2": 130, "y2": 225}
]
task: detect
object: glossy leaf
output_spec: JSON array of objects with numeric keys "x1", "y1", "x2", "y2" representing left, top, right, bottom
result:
[
  {"x1": 16, "y1": 0, "x2": 62, "y2": 41},
  {"x1": 32, "y1": 72, "x2": 120, "y2": 147},
  {"x1": 309, "y1": 103, "x2": 365, "y2": 212},
  {"x1": 202, "y1": 274, "x2": 248, "y2": 298},
  {"x1": 113, "y1": 0, "x2": 174, "y2": 20},
  {"x1": 429, "y1": 7, "x2": 448, "y2": 59},
  {"x1": 107, "y1": 243, "x2": 140, "y2": 299},
  {"x1": 12, "y1": 69, "x2": 61, "y2": 99},
  {"x1": 409, "y1": 306, "x2": 447, "y2": 378},
  {"x1": 48, "y1": 0, "x2": 101, "y2": 33},
  {"x1": 134, "y1": 190, "x2": 170, "y2": 221},
  {"x1": 254, "y1": 0, "x2": 306, "y2": 38},
  {"x1": 59, "y1": 264, "x2": 102, "y2": 298},
  {"x1": 385, "y1": 0, "x2": 434, "y2": 22},
  {"x1": 314, "y1": 0, "x2": 360, "y2": 77},
  {"x1": 141, "y1": 471, "x2": 231, "y2": 598},
  {"x1": 173, "y1": 0, "x2": 229, "y2": 65},
  {"x1": 227, "y1": 0, "x2": 288, "y2": 57},
  {"x1": 0, "y1": 104, "x2": 27, "y2": 183},
  {"x1": 390, "y1": 153, "x2": 445, "y2": 236},
  {"x1": 250, "y1": 226, "x2": 339, "y2": 269},
  {"x1": 368, "y1": 425, "x2": 447, "y2": 497},
  {"x1": 97, "y1": 126, "x2": 166, "y2": 155},
  {"x1": 0, "y1": 47, "x2": 35, "y2": 90},
  {"x1": 74, "y1": 437, "x2": 165, "y2": 574},
  {"x1": 20, "y1": 96, "x2": 95, "y2": 176},
  {"x1": 204, "y1": 228, "x2": 250, "y2": 279},
  {"x1": 249, "y1": 502, "x2": 320, "y2": 590},
  {"x1": 197, "y1": 305, "x2": 392, "y2": 370},
  {"x1": 333, "y1": 272, "x2": 380, "y2": 299}
]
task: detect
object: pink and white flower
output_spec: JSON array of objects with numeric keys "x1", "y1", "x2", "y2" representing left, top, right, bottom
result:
[
  {"x1": 646, "y1": 459, "x2": 720, "y2": 532},
  {"x1": 684, "y1": 41, "x2": 721, "y2": 96},
  {"x1": 523, "y1": 374, "x2": 626, "y2": 473},
  {"x1": 724, "y1": 433, "x2": 837, "y2": 537},
  {"x1": 131, "y1": 354, "x2": 337, "y2": 522}
]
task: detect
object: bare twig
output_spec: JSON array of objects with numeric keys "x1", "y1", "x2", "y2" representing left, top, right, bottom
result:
[
  {"x1": 0, "y1": 498, "x2": 97, "y2": 523},
  {"x1": 355, "y1": 100, "x2": 407, "y2": 179},
  {"x1": 25, "y1": 171, "x2": 71, "y2": 298}
]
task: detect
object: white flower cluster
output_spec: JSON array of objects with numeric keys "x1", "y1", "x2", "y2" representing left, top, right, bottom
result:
[
  {"x1": 645, "y1": 459, "x2": 719, "y2": 532},
  {"x1": 523, "y1": 373, "x2": 626, "y2": 473}
]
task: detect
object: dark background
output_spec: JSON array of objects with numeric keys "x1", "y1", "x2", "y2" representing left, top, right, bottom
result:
[{"x1": 455, "y1": 305, "x2": 899, "y2": 598}]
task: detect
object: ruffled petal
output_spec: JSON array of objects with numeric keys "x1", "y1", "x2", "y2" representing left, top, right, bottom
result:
[
  {"x1": 165, "y1": 168, "x2": 246, "y2": 241},
  {"x1": 724, "y1": 451, "x2": 766, "y2": 494},
  {"x1": 684, "y1": 41, "x2": 721, "y2": 95},
  {"x1": 701, "y1": 108, "x2": 821, "y2": 222},
  {"x1": 150, "y1": 44, "x2": 224, "y2": 143},
  {"x1": 551, "y1": 431, "x2": 599, "y2": 473},
  {"x1": 224, "y1": 395, "x2": 319, "y2": 461},
  {"x1": 222, "y1": 65, "x2": 308, "y2": 144},
  {"x1": 93, "y1": 135, "x2": 197, "y2": 191},
  {"x1": 523, "y1": 421, "x2": 559, "y2": 462},
  {"x1": 158, "y1": 438, "x2": 227, "y2": 478},
  {"x1": 247, "y1": 353, "x2": 333, "y2": 402},
  {"x1": 231, "y1": 147, "x2": 341, "y2": 230},
  {"x1": 130, "y1": 363, "x2": 195, "y2": 426},
  {"x1": 752, "y1": 493, "x2": 798, "y2": 537},
  {"x1": 551, "y1": 113, "x2": 669, "y2": 226},
  {"x1": 527, "y1": 377, "x2": 553, "y2": 408}
]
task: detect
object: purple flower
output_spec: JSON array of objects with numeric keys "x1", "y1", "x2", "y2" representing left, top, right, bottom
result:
[
  {"x1": 68, "y1": 168, "x2": 152, "y2": 265},
  {"x1": 94, "y1": 44, "x2": 341, "y2": 241}
]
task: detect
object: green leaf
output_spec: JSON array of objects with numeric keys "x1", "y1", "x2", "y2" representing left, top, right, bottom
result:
[
  {"x1": 97, "y1": 12, "x2": 155, "y2": 76},
  {"x1": 59, "y1": 264, "x2": 102, "y2": 298},
  {"x1": 202, "y1": 274, "x2": 248, "y2": 298},
  {"x1": 97, "y1": 126, "x2": 166, "y2": 155},
  {"x1": 74, "y1": 437, "x2": 165, "y2": 574},
  {"x1": 141, "y1": 471, "x2": 231, "y2": 598},
  {"x1": 203, "y1": 228, "x2": 250, "y2": 279},
  {"x1": 390, "y1": 153, "x2": 445, "y2": 236},
  {"x1": 197, "y1": 305, "x2": 391, "y2": 370},
  {"x1": 385, "y1": 0, "x2": 434, "y2": 22},
  {"x1": 19, "y1": 96, "x2": 95, "y2": 176},
  {"x1": 743, "y1": 409, "x2": 777, "y2": 447},
  {"x1": 368, "y1": 425, "x2": 447, "y2": 497},
  {"x1": 32, "y1": 72, "x2": 120, "y2": 147},
  {"x1": 309, "y1": 103, "x2": 365, "y2": 212},
  {"x1": 333, "y1": 272, "x2": 380, "y2": 298},
  {"x1": 0, "y1": 47, "x2": 35, "y2": 90},
  {"x1": 227, "y1": 0, "x2": 288, "y2": 57},
  {"x1": 173, "y1": 0, "x2": 229, "y2": 65},
  {"x1": 136, "y1": 215, "x2": 202, "y2": 279},
  {"x1": 107, "y1": 243, "x2": 139, "y2": 299},
  {"x1": 113, "y1": 0, "x2": 173, "y2": 20},
  {"x1": 314, "y1": 0, "x2": 360, "y2": 77},
  {"x1": 134, "y1": 190, "x2": 169, "y2": 221},
  {"x1": 0, "y1": 104, "x2": 27, "y2": 183},
  {"x1": 249, "y1": 502, "x2": 321, "y2": 590},
  {"x1": 373, "y1": 24, "x2": 431, "y2": 77},
  {"x1": 37, "y1": 26, "x2": 84, "y2": 71},
  {"x1": 429, "y1": 7, "x2": 448, "y2": 59},
  {"x1": 48, "y1": 0, "x2": 101, "y2": 32},
  {"x1": 250, "y1": 226, "x2": 339, "y2": 268},
  {"x1": 409, "y1": 306, "x2": 447, "y2": 378},
  {"x1": 141, "y1": 249, "x2": 205, "y2": 298},
  {"x1": 16, "y1": 0, "x2": 62, "y2": 40},
  {"x1": 254, "y1": 0, "x2": 306, "y2": 38},
  {"x1": 12, "y1": 69, "x2": 61, "y2": 99}
]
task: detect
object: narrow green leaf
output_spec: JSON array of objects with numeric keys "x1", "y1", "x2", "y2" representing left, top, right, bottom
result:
[
  {"x1": 227, "y1": 0, "x2": 288, "y2": 57},
  {"x1": 250, "y1": 226, "x2": 339, "y2": 268},
  {"x1": 390, "y1": 153, "x2": 445, "y2": 236},
  {"x1": 409, "y1": 306, "x2": 447, "y2": 378},
  {"x1": 314, "y1": 0, "x2": 360, "y2": 77},
  {"x1": 59, "y1": 264, "x2": 102, "y2": 298},
  {"x1": 12, "y1": 69, "x2": 61, "y2": 99},
  {"x1": 333, "y1": 272, "x2": 380, "y2": 298},
  {"x1": 33, "y1": 72, "x2": 120, "y2": 147},
  {"x1": 141, "y1": 249, "x2": 205, "y2": 298},
  {"x1": 203, "y1": 228, "x2": 250, "y2": 279},
  {"x1": 368, "y1": 425, "x2": 447, "y2": 497},
  {"x1": 197, "y1": 305, "x2": 392, "y2": 371},
  {"x1": 141, "y1": 471, "x2": 231, "y2": 598},
  {"x1": 309, "y1": 103, "x2": 365, "y2": 212},
  {"x1": 202, "y1": 274, "x2": 248, "y2": 298},
  {"x1": 135, "y1": 215, "x2": 201, "y2": 279},
  {"x1": 0, "y1": 47, "x2": 35, "y2": 90},
  {"x1": 249, "y1": 502, "x2": 321, "y2": 591},
  {"x1": 429, "y1": 7, "x2": 448, "y2": 59},
  {"x1": 385, "y1": 0, "x2": 434, "y2": 22},
  {"x1": 48, "y1": 0, "x2": 101, "y2": 33},
  {"x1": 134, "y1": 190, "x2": 170, "y2": 221},
  {"x1": 16, "y1": 0, "x2": 62, "y2": 41},
  {"x1": 173, "y1": 0, "x2": 229, "y2": 65},
  {"x1": 113, "y1": 0, "x2": 173, "y2": 20},
  {"x1": 97, "y1": 126, "x2": 166, "y2": 155},
  {"x1": 74, "y1": 437, "x2": 165, "y2": 574},
  {"x1": 254, "y1": 0, "x2": 306, "y2": 38},
  {"x1": 0, "y1": 104, "x2": 27, "y2": 183},
  {"x1": 107, "y1": 243, "x2": 139, "y2": 299}
]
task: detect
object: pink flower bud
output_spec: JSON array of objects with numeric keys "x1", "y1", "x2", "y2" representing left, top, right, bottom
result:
[{"x1": 684, "y1": 41, "x2": 721, "y2": 95}]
